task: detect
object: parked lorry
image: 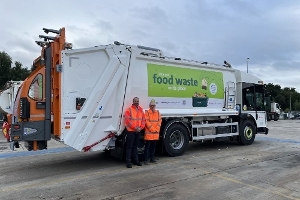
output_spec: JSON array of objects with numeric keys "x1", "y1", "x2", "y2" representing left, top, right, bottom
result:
[
  {"x1": 265, "y1": 96, "x2": 280, "y2": 121},
  {"x1": 8, "y1": 27, "x2": 268, "y2": 158}
]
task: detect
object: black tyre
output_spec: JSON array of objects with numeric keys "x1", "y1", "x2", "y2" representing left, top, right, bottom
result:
[
  {"x1": 137, "y1": 137, "x2": 145, "y2": 161},
  {"x1": 274, "y1": 114, "x2": 279, "y2": 121},
  {"x1": 14, "y1": 141, "x2": 20, "y2": 148},
  {"x1": 239, "y1": 120, "x2": 256, "y2": 145},
  {"x1": 163, "y1": 122, "x2": 189, "y2": 157},
  {"x1": 267, "y1": 114, "x2": 271, "y2": 121}
]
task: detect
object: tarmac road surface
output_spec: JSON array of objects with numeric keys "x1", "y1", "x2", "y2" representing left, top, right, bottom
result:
[{"x1": 0, "y1": 120, "x2": 300, "y2": 200}]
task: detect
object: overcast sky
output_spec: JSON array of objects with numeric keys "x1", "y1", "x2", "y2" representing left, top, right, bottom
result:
[{"x1": 1, "y1": 0, "x2": 299, "y2": 91}]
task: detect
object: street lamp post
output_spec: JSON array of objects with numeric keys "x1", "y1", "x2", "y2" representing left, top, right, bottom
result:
[
  {"x1": 290, "y1": 87, "x2": 294, "y2": 111},
  {"x1": 246, "y1": 58, "x2": 250, "y2": 73},
  {"x1": 289, "y1": 87, "x2": 295, "y2": 116},
  {"x1": 290, "y1": 91, "x2": 292, "y2": 111}
]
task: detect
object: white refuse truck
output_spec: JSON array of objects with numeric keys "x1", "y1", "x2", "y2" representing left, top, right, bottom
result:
[
  {"x1": 0, "y1": 81, "x2": 23, "y2": 146},
  {"x1": 265, "y1": 96, "x2": 280, "y2": 121},
  {"x1": 0, "y1": 81, "x2": 23, "y2": 117},
  {"x1": 10, "y1": 28, "x2": 268, "y2": 158}
]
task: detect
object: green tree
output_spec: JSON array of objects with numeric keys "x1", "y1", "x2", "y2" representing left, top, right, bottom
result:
[
  {"x1": 0, "y1": 51, "x2": 12, "y2": 88},
  {"x1": 294, "y1": 99, "x2": 300, "y2": 111},
  {"x1": 10, "y1": 61, "x2": 31, "y2": 81},
  {"x1": 265, "y1": 83, "x2": 281, "y2": 97},
  {"x1": 31, "y1": 64, "x2": 36, "y2": 72},
  {"x1": 274, "y1": 94, "x2": 286, "y2": 110},
  {"x1": 0, "y1": 51, "x2": 31, "y2": 89}
]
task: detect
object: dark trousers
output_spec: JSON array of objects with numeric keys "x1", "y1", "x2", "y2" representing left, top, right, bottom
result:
[
  {"x1": 126, "y1": 131, "x2": 141, "y2": 164},
  {"x1": 144, "y1": 140, "x2": 156, "y2": 161}
]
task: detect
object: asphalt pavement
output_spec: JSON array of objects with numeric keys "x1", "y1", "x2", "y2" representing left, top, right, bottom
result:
[{"x1": 0, "y1": 120, "x2": 300, "y2": 200}]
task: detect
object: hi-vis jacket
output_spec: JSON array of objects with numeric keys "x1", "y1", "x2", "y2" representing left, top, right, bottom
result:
[
  {"x1": 144, "y1": 109, "x2": 162, "y2": 140},
  {"x1": 2, "y1": 121, "x2": 10, "y2": 140},
  {"x1": 124, "y1": 105, "x2": 146, "y2": 132}
]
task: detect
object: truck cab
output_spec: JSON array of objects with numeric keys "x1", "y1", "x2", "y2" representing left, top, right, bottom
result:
[{"x1": 265, "y1": 96, "x2": 280, "y2": 121}]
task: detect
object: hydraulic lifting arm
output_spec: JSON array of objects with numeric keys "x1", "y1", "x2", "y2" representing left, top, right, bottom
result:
[{"x1": 10, "y1": 27, "x2": 71, "y2": 151}]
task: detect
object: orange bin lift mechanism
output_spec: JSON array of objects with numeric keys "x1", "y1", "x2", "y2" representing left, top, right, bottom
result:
[
  {"x1": 51, "y1": 27, "x2": 65, "y2": 138},
  {"x1": 14, "y1": 27, "x2": 65, "y2": 147}
]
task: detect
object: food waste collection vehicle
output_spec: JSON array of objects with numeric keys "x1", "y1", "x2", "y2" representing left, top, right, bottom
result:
[{"x1": 9, "y1": 27, "x2": 268, "y2": 158}]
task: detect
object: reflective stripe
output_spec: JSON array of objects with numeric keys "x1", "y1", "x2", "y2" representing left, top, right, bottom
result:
[
  {"x1": 145, "y1": 131, "x2": 159, "y2": 134},
  {"x1": 126, "y1": 122, "x2": 133, "y2": 129}
]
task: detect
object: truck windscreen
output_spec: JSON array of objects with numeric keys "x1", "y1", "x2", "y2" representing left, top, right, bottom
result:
[{"x1": 242, "y1": 83, "x2": 265, "y2": 111}]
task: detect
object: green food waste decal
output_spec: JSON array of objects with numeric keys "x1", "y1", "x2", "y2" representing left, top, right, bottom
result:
[{"x1": 147, "y1": 64, "x2": 224, "y2": 98}]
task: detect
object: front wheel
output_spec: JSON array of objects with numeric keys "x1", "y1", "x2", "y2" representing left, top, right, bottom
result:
[
  {"x1": 238, "y1": 120, "x2": 256, "y2": 145},
  {"x1": 163, "y1": 122, "x2": 189, "y2": 157}
]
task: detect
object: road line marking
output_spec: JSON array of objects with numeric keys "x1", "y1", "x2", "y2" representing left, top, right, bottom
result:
[{"x1": 256, "y1": 137, "x2": 300, "y2": 144}]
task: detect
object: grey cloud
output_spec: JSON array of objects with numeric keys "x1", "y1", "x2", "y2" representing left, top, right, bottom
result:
[
  {"x1": 129, "y1": 5, "x2": 169, "y2": 26},
  {"x1": 5, "y1": 37, "x2": 39, "y2": 54},
  {"x1": 9, "y1": 50, "x2": 39, "y2": 68},
  {"x1": 66, "y1": 25, "x2": 92, "y2": 36},
  {"x1": 184, "y1": 1, "x2": 233, "y2": 22},
  {"x1": 1, "y1": 33, "x2": 40, "y2": 68},
  {"x1": 72, "y1": 37, "x2": 102, "y2": 49},
  {"x1": 219, "y1": 0, "x2": 261, "y2": 17},
  {"x1": 1, "y1": 1, "x2": 300, "y2": 90},
  {"x1": 127, "y1": 29, "x2": 149, "y2": 43},
  {"x1": 272, "y1": 61, "x2": 300, "y2": 70},
  {"x1": 93, "y1": 20, "x2": 114, "y2": 32}
]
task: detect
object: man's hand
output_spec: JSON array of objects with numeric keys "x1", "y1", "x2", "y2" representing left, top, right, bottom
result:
[{"x1": 135, "y1": 127, "x2": 141, "y2": 132}]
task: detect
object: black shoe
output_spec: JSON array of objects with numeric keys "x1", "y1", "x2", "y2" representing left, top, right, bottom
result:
[
  {"x1": 144, "y1": 161, "x2": 149, "y2": 165},
  {"x1": 133, "y1": 162, "x2": 142, "y2": 166},
  {"x1": 126, "y1": 163, "x2": 132, "y2": 168},
  {"x1": 14, "y1": 142, "x2": 20, "y2": 148},
  {"x1": 150, "y1": 159, "x2": 157, "y2": 163}
]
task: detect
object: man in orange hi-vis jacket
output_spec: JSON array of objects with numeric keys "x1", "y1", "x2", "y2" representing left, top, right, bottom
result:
[
  {"x1": 143, "y1": 99, "x2": 162, "y2": 165},
  {"x1": 2, "y1": 115, "x2": 10, "y2": 142},
  {"x1": 124, "y1": 97, "x2": 146, "y2": 168},
  {"x1": 2, "y1": 114, "x2": 20, "y2": 148}
]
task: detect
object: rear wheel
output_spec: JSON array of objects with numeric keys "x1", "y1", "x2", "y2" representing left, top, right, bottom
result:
[
  {"x1": 267, "y1": 114, "x2": 271, "y2": 121},
  {"x1": 274, "y1": 114, "x2": 279, "y2": 121},
  {"x1": 239, "y1": 120, "x2": 256, "y2": 145},
  {"x1": 137, "y1": 137, "x2": 145, "y2": 161},
  {"x1": 163, "y1": 122, "x2": 189, "y2": 157}
]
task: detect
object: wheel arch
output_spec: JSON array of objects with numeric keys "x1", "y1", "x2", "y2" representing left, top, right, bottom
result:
[
  {"x1": 239, "y1": 113, "x2": 257, "y2": 129},
  {"x1": 162, "y1": 118, "x2": 191, "y2": 140}
]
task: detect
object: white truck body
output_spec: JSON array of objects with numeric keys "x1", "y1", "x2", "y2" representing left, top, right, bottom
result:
[
  {"x1": 0, "y1": 81, "x2": 23, "y2": 115},
  {"x1": 271, "y1": 102, "x2": 280, "y2": 114},
  {"x1": 59, "y1": 44, "x2": 268, "y2": 153}
]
